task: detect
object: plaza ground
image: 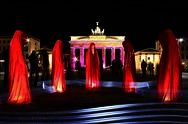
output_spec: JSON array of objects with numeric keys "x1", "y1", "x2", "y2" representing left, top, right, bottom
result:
[
  {"x1": 0, "y1": 72, "x2": 187, "y2": 123},
  {"x1": 0, "y1": 72, "x2": 188, "y2": 111}
]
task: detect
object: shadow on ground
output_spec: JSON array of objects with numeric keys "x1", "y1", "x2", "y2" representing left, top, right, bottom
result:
[{"x1": 0, "y1": 85, "x2": 160, "y2": 112}]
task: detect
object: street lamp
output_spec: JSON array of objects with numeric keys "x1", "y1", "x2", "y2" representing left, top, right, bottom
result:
[
  {"x1": 178, "y1": 38, "x2": 183, "y2": 43},
  {"x1": 26, "y1": 38, "x2": 30, "y2": 42}
]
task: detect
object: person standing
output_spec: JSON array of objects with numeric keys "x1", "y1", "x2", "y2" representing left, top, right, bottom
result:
[
  {"x1": 40, "y1": 47, "x2": 50, "y2": 81},
  {"x1": 141, "y1": 59, "x2": 147, "y2": 80},
  {"x1": 29, "y1": 50, "x2": 39, "y2": 87}
]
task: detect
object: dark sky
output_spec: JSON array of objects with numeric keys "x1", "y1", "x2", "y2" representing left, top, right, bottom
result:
[{"x1": 0, "y1": 0, "x2": 188, "y2": 51}]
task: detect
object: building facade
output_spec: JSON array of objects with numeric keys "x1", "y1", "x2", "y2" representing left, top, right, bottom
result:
[
  {"x1": 178, "y1": 38, "x2": 188, "y2": 70},
  {"x1": 69, "y1": 22, "x2": 125, "y2": 70},
  {"x1": 135, "y1": 48, "x2": 160, "y2": 74},
  {"x1": 156, "y1": 38, "x2": 188, "y2": 71},
  {"x1": 0, "y1": 35, "x2": 40, "y2": 58},
  {"x1": 0, "y1": 36, "x2": 11, "y2": 59},
  {"x1": 25, "y1": 37, "x2": 40, "y2": 56},
  {"x1": 0, "y1": 35, "x2": 40, "y2": 73}
]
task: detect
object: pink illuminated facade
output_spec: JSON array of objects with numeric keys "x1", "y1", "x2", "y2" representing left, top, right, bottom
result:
[{"x1": 69, "y1": 22, "x2": 125, "y2": 70}]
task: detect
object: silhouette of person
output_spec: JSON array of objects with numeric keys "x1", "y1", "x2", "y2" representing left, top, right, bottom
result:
[
  {"x1": 66, "y1": 62, "x2": 72, "y2": 79},
  {"x1": 7, "y1": 30, "x2": 31, "y2": 104},
  {"x1": 75, "y1": 60, "x2": 81, "y2": 71},
  {"x1": 75, "y1": 59, "x2": 82, "y2": 78},
  {"x1": 147, "y1": 62, "x2": 154, "y2": 77},
  {"x1": 122, "y1": 39, "x2": 136, "y2": 92},
  {"x1": 155, "y1": 63, "x2": 159, "y2": 76},
  {"x1": 52, "y1": 40, "x2": 66, "y2": 93},
  {"x1": 117, "y1": 58, "x2": 123, "y2": 80},
  {"x1": 111, "y1": 59, "x2": 115, "y2": 80},
  {"x1": 111, "y1": 57, "x2": 123, "y2": 81},
  {"x1": 86, "y1": 42, "x2": 100, "y2": 90},
  {"x1": 141, "y1": 59, "x2": 147, "y2": 79},
  {"x1": 40, "y1": 48, "x2": 50, "y2": 81},
  {"x1": 29, "y1": 50, "x2": 39, "y2": 87},
  {"x1": 2, "y1": 47, "x2": 9, "y2": 92},
  {"x1": 99, "y1": 57, "x2": 103, "y2": 79},
  {"x1": 157, "y1": 29, "x2": 182, "y2": 102}
]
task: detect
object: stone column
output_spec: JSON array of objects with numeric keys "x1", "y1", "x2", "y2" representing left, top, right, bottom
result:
[
  {"x1": 120, "y1": 47, "x2": 125, "y2": 65},
  {"x1": 70, "y1": 47, "x2": 76, "y2": 70},
  {"x1": 111, "y1": 47, "x2": 115, "y2": 63},
  {"x1": 102, "y1": 47, "x2": 106, "y2": 68},
  {"x1": 80, "y1": 47, "x2": 84, "y2": 67}
]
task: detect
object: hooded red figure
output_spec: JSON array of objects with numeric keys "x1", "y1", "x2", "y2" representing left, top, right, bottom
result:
[
  {"x1": 8, "y1": 30, "x2": 31, "y2": 104},
  {"x1": 157, "y1": 29, "x2": 182, "y2": 102},
  {"x1": 86, "y1": 42, "x2": 100, "y2": 90},
  {"x1": 52, "y1": 40, "x2": 66, "y2": 93},
  {"x1": 122, "y1": 39, "x2": 136, "y2": 93}
]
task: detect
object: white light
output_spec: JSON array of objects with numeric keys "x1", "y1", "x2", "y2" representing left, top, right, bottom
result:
[
  {"x1": 103, "y1": 63, "x2": 105, "y2": 69},
  {"x1": 178, "y1": 38, "x2": 183, "y2": 42},
  {"x1": 42, "y1": 82, "x2": 45, "y2": 90},
  {"x1": 26, "y1": 38, "x2": 30, "y2": 42},
  {"x1": 48, "y1": 53, "x2": 52, "y2": 72},
  {"x1": 0, "y1": 60, "x2": 5, "y2": 62},
  {"x1": 73, "y1": 57, "x2": 78, "y2": 62}
]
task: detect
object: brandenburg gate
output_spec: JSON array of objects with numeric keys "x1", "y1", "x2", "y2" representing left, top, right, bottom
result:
[{"x1": 69, "y1": 22, "x2": 125, "y2": 70}]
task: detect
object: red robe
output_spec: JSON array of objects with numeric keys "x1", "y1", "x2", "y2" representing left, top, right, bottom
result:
[
  {"x1": 122, "y1": 39, "x2": 136, "y2": 92},
  {"x1": 86, "y1": 43, "x2": 100, "y2": 90},
  {"x1": 8, "y1": 30, "x2": 31, "y2": 104},
  {"x1": 52, "y1": 40, "x2": 66, "y2": 93},
  {"x1": 157, "y1": 29, "x2": 182, "y2": 102}
]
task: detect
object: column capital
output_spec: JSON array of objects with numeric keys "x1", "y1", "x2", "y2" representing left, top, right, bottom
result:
[{"x1": 70, "y1": 47, "x2": 75, "y2": 49}]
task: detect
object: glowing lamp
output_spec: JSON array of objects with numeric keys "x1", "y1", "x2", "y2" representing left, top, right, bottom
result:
[{"x1": 26, "y1": 38, "x2": 30, "y2": 42}]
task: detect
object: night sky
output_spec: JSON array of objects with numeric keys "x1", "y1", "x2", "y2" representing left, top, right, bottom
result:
[{"x1": 0, "y1": 0, "x2": 188, "y2": 51}]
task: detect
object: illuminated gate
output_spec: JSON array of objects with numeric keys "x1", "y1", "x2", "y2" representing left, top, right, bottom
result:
[{"x1": 69, "y1": 22, "x2": 125, "y2": 70}]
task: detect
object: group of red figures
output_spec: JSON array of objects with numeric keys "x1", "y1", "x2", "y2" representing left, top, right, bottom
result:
[{"x1": 7, "y1": 29, "x2": 181, "y2": 104}]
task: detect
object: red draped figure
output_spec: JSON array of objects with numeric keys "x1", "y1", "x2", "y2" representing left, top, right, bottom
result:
[
  {"x1": 86, "y1": 42, "x2": 100, "y2": 90},
  {"x1": 52, "y1": 40, "x2": 66, "y2": 93},
  {"x1": 157, "y1": 29, "x2": 182, "y2": 102},
  {"x1": 122, "y1": 39, "x2": 136, "y2": 93},
  {"x1": 8, "y1": 30, "x2": 31, "y2": 104}
]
